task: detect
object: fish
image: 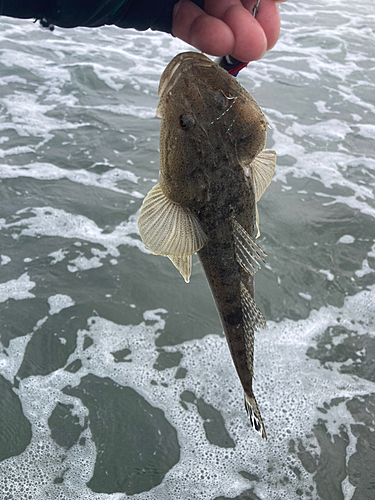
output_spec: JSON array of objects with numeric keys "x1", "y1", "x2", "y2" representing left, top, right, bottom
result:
[{"x1": 138, "y1": 52, "x2": 276, "y2": 440}]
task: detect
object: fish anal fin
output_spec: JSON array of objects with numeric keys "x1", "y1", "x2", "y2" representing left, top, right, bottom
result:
[
  {"x1": 138, "y1": 183, "x2": 208, "y2": 258},
  {"x1": 240, "y1": 282, "x2": 266, "y2": 332},
  {"x1": 244, "y1": 392, "x2": 267, "y2": 440},
  {"x1": 249, "y1": 150, "x2": 276, "y2": 203},
  {"x1": 168, "y1": 255, "x2": 191, "y2": 283},
  {"x1": 232, "y1": 218, "x2": 266, "y2": 276}
]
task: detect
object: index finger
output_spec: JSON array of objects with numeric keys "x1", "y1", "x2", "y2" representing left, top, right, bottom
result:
[
  {"x1": 172, "y1": 0, "x2": 238, "y2": 58},
  {"x1": 205, "y1": 0, "x2": 280, "y2": 56}
]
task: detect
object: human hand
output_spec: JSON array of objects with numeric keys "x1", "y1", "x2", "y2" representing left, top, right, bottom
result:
[{"x1": 172, "y1": 0, "x2": 286, "y2": 62}]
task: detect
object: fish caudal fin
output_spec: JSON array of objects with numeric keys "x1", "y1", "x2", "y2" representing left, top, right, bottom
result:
[
  {"x1": 244, "y1": 392, "x2": 267, "y2": 440},
  {"x1": 138, "y1": 183, "x2": 208, "y2": 282}
]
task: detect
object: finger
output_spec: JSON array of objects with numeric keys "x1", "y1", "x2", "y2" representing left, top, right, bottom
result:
[
  {"x1": 203, "y1": 0, "x2": 267, "y2": 61},
  {"x1": 221, "y1": 4, "x2": 267, "y2": 61},
  {"x1": 172, "y1": 0, "x2": 236, "y2": 57},
  {"x1": 172, "y1": 0, "x2": 280, "y2": 62},
  {"x1": 204, "y1": 0, "x2": 242, "y2": 18},
  {"x1": 242, "y1": 0, "x2": 281, "y2": 51}
]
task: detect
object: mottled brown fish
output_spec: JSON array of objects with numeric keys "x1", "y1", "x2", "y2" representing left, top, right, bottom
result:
[{"x1": 138, "y1": 52, "x2": 276, "y2": 440}]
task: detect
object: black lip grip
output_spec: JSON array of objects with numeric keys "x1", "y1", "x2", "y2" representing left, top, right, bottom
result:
[{"x1": 218, "y1": 56, "x2": 249, "y2": 76}]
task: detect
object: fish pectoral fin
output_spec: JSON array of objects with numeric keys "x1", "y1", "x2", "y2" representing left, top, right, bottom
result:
[
  {"x1": 168, "y1": 255, "x2": 191, "y2": 283},
  {"x1": 232, "y1": 218, "x2": 266, "y2": 276},
  {"x1": 244, "y1": 392, "x2": 267, "y2": 440},
  {"x1": 250, "y1": 150, "x2": 276, "y2": 203},
  {"x1": 240, "y1": 282, "x2": 266, "y2": 332},
  {"x1": 242, "y1": 150, "x2": 275, "y2": 238},
  {"x1": 138, "y1": 182, "x2": 207, "y2": 263}
]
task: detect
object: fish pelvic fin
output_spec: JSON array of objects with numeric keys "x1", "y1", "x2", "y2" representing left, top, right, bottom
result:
[
  {"x1": 255, "y1": 205, "x2": 260, "y2": 239},
  {"x1": 232, "y1": 217, "x2": 267, "y2": 276},
  {"x1": 168, "y1": 255, "x2": 191, "y2": 283},
  {"x1": 138, "y1": 183, "x2": 207, "y2": 282},
  {"x1": 244, "y1": 391, "x2": 267, "y2": 440}
]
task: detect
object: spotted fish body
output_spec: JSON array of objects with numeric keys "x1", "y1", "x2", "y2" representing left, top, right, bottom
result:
[{"x1": 138, "y1": 52, "x2": 276, "y2": 440}]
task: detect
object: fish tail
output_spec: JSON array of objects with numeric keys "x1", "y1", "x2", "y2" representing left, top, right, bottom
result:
[{"x1": 244, "y1": 391, "x2": 267, "y2": 441}]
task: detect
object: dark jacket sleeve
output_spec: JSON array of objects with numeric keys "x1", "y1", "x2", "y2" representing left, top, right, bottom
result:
[{"x1": 0, "y1": 0, "x2": 181, "y2": 33}]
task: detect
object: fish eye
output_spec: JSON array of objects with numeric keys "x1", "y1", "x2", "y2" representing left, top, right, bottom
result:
[{"x1": 179, "y1": 114, "x2": 195, "y2": 130}]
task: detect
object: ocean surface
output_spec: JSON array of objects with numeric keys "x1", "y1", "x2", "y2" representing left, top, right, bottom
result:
[{"x1": 0, "y1": 1, "x2": 374, "y2": 499}]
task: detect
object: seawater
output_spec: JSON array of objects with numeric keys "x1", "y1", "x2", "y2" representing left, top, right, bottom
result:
[{"x1": 0, "y1": 1, "x2": 374, "y2": 499}]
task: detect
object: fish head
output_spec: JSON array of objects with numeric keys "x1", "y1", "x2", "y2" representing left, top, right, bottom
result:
[{"x1": 157, "y1": 52, "x2": 268, "y2": 209}]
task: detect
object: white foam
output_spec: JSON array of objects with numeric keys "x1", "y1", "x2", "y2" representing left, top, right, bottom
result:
[
  {"x1": 0, "y1": 162, "x2": 143, "y2": 198},
  {"x1": 338, "y1": 235, "x2": 355, "y2": 244},
  {"x1": 0, "y1": 49, "x2": 71, "y2": 89},
  {"x1": 319, "y1": 269, "x2": 335, "y2": 281},
  {"x1": 48, "y1": 249, "x2": 69, "y2": 264},
  {"x1": 0, "y1": 75, "x2": 27, "y2": 86},
  {"x1": 316, "y1": 190, "x2": 375, "y2": 219},
  {"x1": 270, "y1": 145, "x2": 375, "y2": 218},
  {"x1": 285, "y1": 119, "x2": 353, "y2": 142},
  {"x1": 0, "y1": 272, "x2": 35, "y2": 303},
  {"x1": 355, "y1": 259, "x2": 374, "y2": 278},
  {"x1": 354, "y1": 123, "x2": 375, "y2": 140},
  {"x1": 89, "y1": 103, "x2": 156, "y2": 119},
  {"x1": 0, "y1": 255, "x2": 11, "y2": 265},
  {"x1": 48, "y1": 294, "x2": 75, "y2": 315},
  {"x1": 314, "y1": 100, "x2": 338, "y2": 114},
  {"x1": 0, "y1": 93, "x2": 85, "y2": 141},
  {"x1": 0, "y1": 334, "x2": 33, "y2": 383},
  {"x1": 67, "y1": 255, "x2": 103, "y2": 273},
  {"x1": 0, "y1": 206, "x2": 147, "y2": 258}
]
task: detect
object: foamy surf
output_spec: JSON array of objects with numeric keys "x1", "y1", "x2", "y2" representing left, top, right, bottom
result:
[{"x1": 0, "y1": 287, "x2": 374, "y2": 498}]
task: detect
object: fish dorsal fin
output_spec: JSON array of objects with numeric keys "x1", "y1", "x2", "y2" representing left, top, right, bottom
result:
[
  {"x1": 251, "y1": 150, "x2": 276, "y2": 202},
  {"x1": 232, "y1": 218, "x2": 266, "y2": 276},
  {"x1": 240, "y1": 282, "x2": 267, "y2": 332},
  {"x1": 168, "y1": 255, "x2": 191, "y2": 283},
  {"x1": 138, "y1": 184, "x2": 207, "y2": 282}
]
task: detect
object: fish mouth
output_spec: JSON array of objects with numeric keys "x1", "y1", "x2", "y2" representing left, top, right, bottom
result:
[{"x1": 158, "y1": 52, "x2": 213, "y2": 99}]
